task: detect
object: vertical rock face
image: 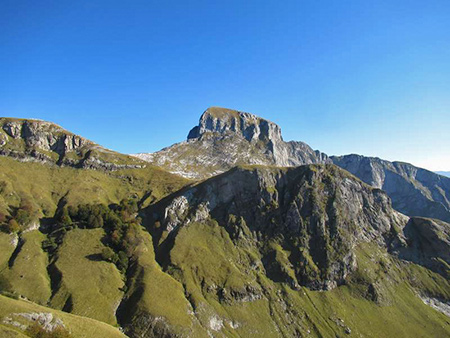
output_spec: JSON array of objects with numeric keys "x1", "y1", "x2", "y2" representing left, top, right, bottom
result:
[
  {"x1": 1, "y1": 118, "x2": 91, "y2": 157},
  {"x1": 134, "y1": 106, "x2": 450, "y2": 224},
  {"x1": 397, "y1": 217, "x2": 450, "y2": 278},
  {"x1": 188, "y1": 107, "x2": 284, "y2": 144}
]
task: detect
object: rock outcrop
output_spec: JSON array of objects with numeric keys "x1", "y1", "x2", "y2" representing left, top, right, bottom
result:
[
  {"x1": 396, "y1": 217, "x2": 450, "y2": 278},
  {"x1": 0, "y1": 118, "x2": 144, "y2": 171},
  {"x1": 137, "y1": 164, "x2": 450, "y2": 336}
]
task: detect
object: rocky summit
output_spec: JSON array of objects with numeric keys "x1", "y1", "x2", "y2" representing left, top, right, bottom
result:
[
  {"x1": 134, "y1": 107, "x2": 329, "y2": 179},
  {"x1": 0, "y1": 110, "x2": 449, "y2": 338}
]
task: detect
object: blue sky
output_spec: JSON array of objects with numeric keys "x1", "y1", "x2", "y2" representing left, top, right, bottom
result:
[{"x1": 1, "y1": 0, "x2": 449, "y2": 170}]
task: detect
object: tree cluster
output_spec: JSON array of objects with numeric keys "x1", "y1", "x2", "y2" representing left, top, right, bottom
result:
[
  {"x1": 47, "y1": 198, "x2": 142, "y2": 274},
  {"x1": 0, "y1": 198, "x2": 38, "y2": 234}
]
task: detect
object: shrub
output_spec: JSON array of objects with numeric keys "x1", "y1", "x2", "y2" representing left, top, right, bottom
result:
[
  {"x1": 88, "y1": 214, "x2": 103, "y2": 228},
  {"x1": 6, "y1": 219, "x2": 20, "y2": 233},
  {"x1": 26, "y1": 322, "x2": 71, "y2": 338},
  {"x1": 42, "y1": 238, "x2": 58, "y2": 252},
  {"x1": 0, "y1": 211, "x2": 7, "y2": 223},
  {"x1": 105, "y1": 212, "x2": 122, "y2": 231},
  {"x1": 117, "y1": 251, "x2": 129, "y2": 272},
  {"x1": 56, "y1": 207, "x2": 72, "y2": 227},
  {"x1": 15, "y1": 208, "x2": 31, "y2": 226},
  {"x1": 101, "y1": 247, "x2": 116, "y2": 263},
  {"x1": 67, "y1": 205, "x2": 78, "y2": 219}
]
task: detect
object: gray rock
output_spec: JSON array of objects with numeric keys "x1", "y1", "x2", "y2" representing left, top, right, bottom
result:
[
  {"x1": 396, "y1": 217, "x2": 450, "y2": 278},
  {"x1": 331, "y1": 154, "x2": 450, "y2": 223},
  {"x1": 136, "y1": 107, "x2": 450, "y2": 224},
  {"x1": 3, "y1": 121, "x2": 22, "y2": 138}
]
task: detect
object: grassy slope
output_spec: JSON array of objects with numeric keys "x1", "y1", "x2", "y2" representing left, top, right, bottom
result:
[
  {"x1": 51, "y1": 229, "x2": 124, "y2": 326},
  {"x1": 0, "y1": 232, "x2": 16, "y2": 269},
  {"x1": 0, "y1": 156, "x2": 189, "y2": 217},
  {"x1": 2, "y1": 231, "x2": 51, "y2": 305},
  {"x1": 0, "y1": 295, "x2": 125, "y2": 338},
  {"x1": 0, "y1": 155, "x2": 449, "y2": 337},
  {"x1": 0, "y1": 324, "x2": 28, "y2": 338},
  {"x1": 168, "y1": 221, "x2": 279, "y2": 337},
  {"x1": 162, "y1": 221, "x2": 450, "y2": 337},
  {"x1": 120, "y1": 227, "x2": 203, "y2": 337},
  {"x1": 296, "y1": 243, "x2": 450, "y2": 337}
]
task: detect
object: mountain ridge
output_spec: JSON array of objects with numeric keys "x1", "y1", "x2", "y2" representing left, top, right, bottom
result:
[
  {"x1": 0, "y1": 117, "x2": 146, "y2": 171},
  {"x1": 2, "y1": 110, "x2": 449, "y2": 224},
  {"x1": 134, "y1": 107, "x2": 450, "y2": 224},
  {"x1": 436, "y1": 171, "x2": 450, "y2": 178}
]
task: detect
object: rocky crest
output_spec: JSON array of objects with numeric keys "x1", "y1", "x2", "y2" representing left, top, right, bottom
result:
[
  {"x1": 187, "y1": 107, "x2": 284, "y2": 144},
  {"x1": 1, "y1": 113, "x2": 450, "y2": 337},
  {"x1": 0, "y1": 118, "x2": 144, "y2": 171}
]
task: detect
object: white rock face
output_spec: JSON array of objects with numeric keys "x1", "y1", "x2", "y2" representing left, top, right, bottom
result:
[
  {"x1": 208, "y1": 315, "x2": 224, "y2": 331},
  {"x1": 0, "y1": 117, "x2": 145, "y2": 171},
  {"x1": 420, "y1": 296, "x2": 450, "y2": 317},
  {"x1": 188, "y1": 108, "x2": 283, "y2": 144},
  {"x1": 3, "y1": 312, "x2": 65, "y2": 332}
]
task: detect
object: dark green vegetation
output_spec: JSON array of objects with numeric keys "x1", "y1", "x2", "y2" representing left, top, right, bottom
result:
[{"x1": 0, "y1": 116, "x2": 449, "y2": 337}]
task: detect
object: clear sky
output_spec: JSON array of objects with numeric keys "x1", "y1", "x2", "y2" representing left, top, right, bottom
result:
[{"x1": 1, "y1": 1, "x2": 449, "y2": 171}]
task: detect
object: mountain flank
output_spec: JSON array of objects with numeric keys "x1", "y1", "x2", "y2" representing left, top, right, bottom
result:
[{"x1": 0, "y1": 111, "x2": 449, "y2": 337}]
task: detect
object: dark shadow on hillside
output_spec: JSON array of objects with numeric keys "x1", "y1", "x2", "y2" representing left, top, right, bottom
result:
[{"x1": 85, "y1": 253, "x2": 104, "y2": 262}]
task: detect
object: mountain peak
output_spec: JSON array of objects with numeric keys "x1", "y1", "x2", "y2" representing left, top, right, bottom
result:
[{"x1": 187, "y1": 106, "x2": 283, "y2": 142}]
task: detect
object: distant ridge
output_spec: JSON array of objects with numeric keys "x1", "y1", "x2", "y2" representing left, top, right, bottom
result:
[{"x1": 436, "y1": 171, "x2": 450, "y2": 178}]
